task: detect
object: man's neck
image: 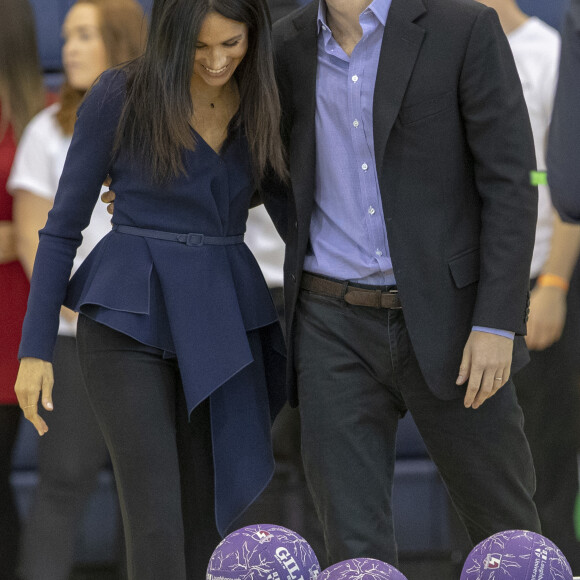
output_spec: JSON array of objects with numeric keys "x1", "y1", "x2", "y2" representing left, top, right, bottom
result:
[{"x1": 324, "y1": 0, "x2": 373, "y2": 56}]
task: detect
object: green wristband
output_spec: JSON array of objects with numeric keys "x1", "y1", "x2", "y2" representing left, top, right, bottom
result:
[{"x1": 530, "y1": 170, "x2": 548, "y2": 186}]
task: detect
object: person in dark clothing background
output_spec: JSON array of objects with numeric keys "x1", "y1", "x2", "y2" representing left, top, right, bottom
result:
[{"x1": 548, "y1": 0, "x2": 580, "y2": 224}]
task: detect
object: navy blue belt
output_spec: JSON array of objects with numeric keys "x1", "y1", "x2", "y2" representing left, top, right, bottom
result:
[{"x1": 113, "y1": 224, "x2": 244, "y2": 246}]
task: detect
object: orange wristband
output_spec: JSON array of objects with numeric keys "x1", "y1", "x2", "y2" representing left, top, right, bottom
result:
[{"x1": 537, "y1": 273, "x2": 570, "y2": 292}]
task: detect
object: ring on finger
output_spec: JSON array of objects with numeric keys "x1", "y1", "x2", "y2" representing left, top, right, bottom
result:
[{"x1": 494, "y1": 377, "x2": 502, "y2": 381}]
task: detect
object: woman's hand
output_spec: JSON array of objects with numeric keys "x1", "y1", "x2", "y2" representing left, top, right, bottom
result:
[{"x1": 14, "y1": 357, "x2": 54, "y2": 436}]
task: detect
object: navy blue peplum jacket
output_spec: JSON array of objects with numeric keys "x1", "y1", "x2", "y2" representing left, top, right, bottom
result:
[{"x1": 18, "y1": 68, "x2": 287, "y2": 536}]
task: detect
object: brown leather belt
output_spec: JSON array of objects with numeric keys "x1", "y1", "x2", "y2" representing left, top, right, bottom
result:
[{"x1": 300, "y1": 272, "x2": 402, "y2": 309}]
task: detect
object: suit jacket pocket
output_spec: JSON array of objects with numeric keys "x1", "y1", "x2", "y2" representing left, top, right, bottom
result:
[
  {"x1": 399, "y1": 91, "x2": 455, "y2": 125},
  {"x1": 448, "y1": 247, "x2": 480, "y2": 289}
]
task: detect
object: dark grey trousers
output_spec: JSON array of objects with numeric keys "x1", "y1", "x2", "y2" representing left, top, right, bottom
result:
[{"x1": 294, "y1": 289, "x2": 541, "y2": 567}]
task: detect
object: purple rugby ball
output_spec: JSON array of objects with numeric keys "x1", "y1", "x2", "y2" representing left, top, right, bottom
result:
[
  {"x1": 206, "y1": 524, "x2": 321, "y2": 580},
  {"x1": 460, "y1": 529, "x2": 572, "y2": 580},
  {"x1": 319, "y1": 558, "x2": 408, "y2": 579}
]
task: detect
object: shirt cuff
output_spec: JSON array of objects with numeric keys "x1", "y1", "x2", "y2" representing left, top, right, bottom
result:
[{"x1": 472, "y1": 326, "x2": 515, "y2": 340}]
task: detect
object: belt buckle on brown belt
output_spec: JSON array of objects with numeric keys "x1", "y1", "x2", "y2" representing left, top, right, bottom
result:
[{"x1": 383, "y1": 288, "x2": 402, "y2": 309}]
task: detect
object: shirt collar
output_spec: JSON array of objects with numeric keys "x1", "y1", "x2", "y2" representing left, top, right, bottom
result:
[{"x1": 317, "y1": 0, "x2": 391, "y2": 35}]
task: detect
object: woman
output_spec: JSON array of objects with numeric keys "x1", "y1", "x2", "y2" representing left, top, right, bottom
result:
[
  {"x1": 9, "y1": 2, "x2": 146, "y2": 579},
  {"x1": 0, "y1": 1, "x2": 44, "y2": 578},
  {"x1": 14, "y1": 0, "x2": 288, "y2": 578}
]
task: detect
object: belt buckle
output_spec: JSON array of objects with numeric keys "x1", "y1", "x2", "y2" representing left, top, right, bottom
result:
[
  {"x1": 385, "y1": 288, "x2": 402, "y2": 309},
  {"x1": 186, "y1": 233, "x2": 204, "y2": 246}
]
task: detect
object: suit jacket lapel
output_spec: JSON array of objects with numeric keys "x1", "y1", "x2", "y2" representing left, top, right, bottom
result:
[{"x1": 374, "y1": 0, "x2": 426, "y2": 181}]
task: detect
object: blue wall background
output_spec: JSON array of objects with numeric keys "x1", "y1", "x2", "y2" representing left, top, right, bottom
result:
[
  {"x1": 29, "y1": 0, "x2": 571, "y2": 73},
  {"x1": 517, "y1": 0, "x2": 570, "y2": 29}
]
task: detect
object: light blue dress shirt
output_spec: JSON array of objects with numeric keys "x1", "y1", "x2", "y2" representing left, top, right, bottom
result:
[{"x1": 304, "y1": 0, "x2": 394, "y2": 285}]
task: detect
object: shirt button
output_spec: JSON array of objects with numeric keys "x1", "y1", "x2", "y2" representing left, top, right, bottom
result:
[
  {"x1": 362, "y1": 163, "x2": 368, "y2": 171},
  {"x1": 368, "y1": 206, "x2": 375, "y2": 215},
  {"x1": 353, "y1": 119, "x2": 359, "y2": 128},
  {"x1": 352, "y1": 75, "x2": 359, "y2": 83},
  {"x1": 375, "y1": 249, "x2": 383, "y2": 257}
]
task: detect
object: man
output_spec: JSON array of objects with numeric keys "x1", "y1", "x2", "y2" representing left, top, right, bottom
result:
[
  {"x1": 548, "y1": 0, "x2": 580, "y2": 223},
  {"x1": 262, "y1": 0, "x2": 541, "y2": 566}
]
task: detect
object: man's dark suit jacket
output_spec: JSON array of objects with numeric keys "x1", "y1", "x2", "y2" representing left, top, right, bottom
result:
[
  {"x1": 548, "y1": 0, "x2": 580, "y2": 223},
  {"x1": 264, "y1": 0, "x2": 538, "y2": 405},
  {"x1": 269, "y1": 0, "x2": 303, "y2": 22}
]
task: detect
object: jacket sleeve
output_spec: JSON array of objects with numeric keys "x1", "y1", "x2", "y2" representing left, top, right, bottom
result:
[
  {"x1": 547, "y1": 0, "x2": 580, "y2": 224},
  {"x1": 19, "y1": 69, "x2": 125, "y2": 361},
  {"x1": 459, "y1": 7, "x2": 537, "y2": 334}
]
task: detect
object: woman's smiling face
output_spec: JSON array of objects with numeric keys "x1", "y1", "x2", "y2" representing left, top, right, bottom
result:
[{"x1": 193, "y1": 11, "x2": 249, "y2": 88}]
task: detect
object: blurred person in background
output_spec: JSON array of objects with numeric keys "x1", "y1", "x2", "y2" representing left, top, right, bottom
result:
[
  {"x1": 548, "y1": 0, "x2": 580, "y2": 223},
  {"x1": 9, "y1": 2, "x2": 146, "y2": 579},
  {"x1": 478, "y1": 0, "x2": 580, "y2": 571},
  {"x1": 0, "y1": 1, "x2": 44, "y2": 578}
]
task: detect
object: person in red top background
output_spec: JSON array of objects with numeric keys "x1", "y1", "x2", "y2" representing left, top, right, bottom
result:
[{"x1": 0, "y1": 0, "x2": 44, "y2": 577}]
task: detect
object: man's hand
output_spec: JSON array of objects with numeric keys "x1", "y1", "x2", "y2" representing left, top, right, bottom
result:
[
  {"x1": 0, "y1": 220, "x2": 17, "y2": 264},
  {"x1": 457, "y1": 331, "x2": 513, "y2": 409},
  {"x1": 525, "y1": 285, "x2": 566, "y2": 351},
  {"x1": 14, "y1": 357, "x2": 54, "y2": 436},
  {"x1": 100, "y1": 190, "x2": 116, "y2": 215}
]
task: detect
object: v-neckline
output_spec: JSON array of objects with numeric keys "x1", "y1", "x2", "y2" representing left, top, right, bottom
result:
[{"x1": 190, "y1": 126, "x2": 228, "y2": 158}]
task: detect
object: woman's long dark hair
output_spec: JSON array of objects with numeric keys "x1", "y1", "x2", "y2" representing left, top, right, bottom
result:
[{"x1": 115, "y1": 0, "x2": 287, "y2": 185}]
